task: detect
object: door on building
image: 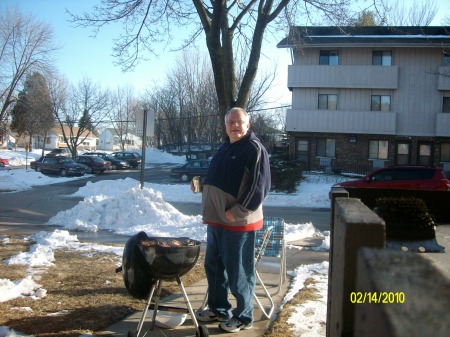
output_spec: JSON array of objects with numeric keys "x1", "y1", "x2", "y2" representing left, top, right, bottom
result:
[
  {"x1": 417, "y1": 142, "x2": 433, "y2": 166},
  {"x1": 395, "y1": 141, "x2": 411, "y2": 165},
  {"x1": 295, "y1": 138, "x2": 310, "y2": 170}
]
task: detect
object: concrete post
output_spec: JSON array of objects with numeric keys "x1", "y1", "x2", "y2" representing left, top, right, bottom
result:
[
  {"x1": 354, "y1": 248, "x2": 450, "y2": 337},
  {"x1": 326, "y1": 188, "x2": 349, "y2": 337},
  {"x1": 327, "y1": 198, "x2": 385, "y2": 337}
]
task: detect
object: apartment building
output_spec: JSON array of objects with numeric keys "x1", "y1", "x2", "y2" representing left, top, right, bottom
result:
[{"x1": 278, "y1": 26, "x2": 450, "y2": 174}]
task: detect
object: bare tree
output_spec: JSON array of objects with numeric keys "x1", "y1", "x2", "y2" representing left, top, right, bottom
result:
[
  {"x1": 246, "y1": 68, "x2": 278, "y2": 113},
  {"x1": 168, "y1": 50, "x2": 219, "y2": 149},
  {"x1": 142, "y1": 50, "x2": 221, "y2": 149},
  {"x1": 47, "y1": 72, "x2": 69, "y2": 127},
  {"x1": 50, "y1": 78, "x2": 111, "y2": 156},
  {"x1": 445, "y1": 14, "x2": 450, "y2": 26},
  {"x1": 68, "y1": 0, "x2": 353, "y2": 120},
  {"x1": 149, "y1": 86, "x2": 184, "y2": 149},
  {"x1": 0, "y1": 7, "x2": 59, "y2": 123},
  {"x1": 383, "y1": 0, "x2": 438, "y2": 26},
  {"x1": 143, "y1": 48, "x2": 283, "y2": 149},
  {"x1": 249, "y1": 104, "x2": 287, "y2": 150},
  {"x1": 110, "y1": 85, "x2": 140, "y2": 150}
]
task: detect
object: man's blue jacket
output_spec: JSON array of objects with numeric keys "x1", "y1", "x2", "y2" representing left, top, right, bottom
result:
[{"x1": 201, "y1": 131, "x2": 271, "y2": 232}]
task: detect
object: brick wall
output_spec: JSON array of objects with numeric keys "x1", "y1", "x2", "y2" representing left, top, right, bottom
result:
[{"x1": 288, "y1": 131, "x2": 445, "y2": 174}]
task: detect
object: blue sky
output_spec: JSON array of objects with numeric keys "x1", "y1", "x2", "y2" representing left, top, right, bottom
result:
[
  {"x1": 0, "y1": 0, "x2": 292, "y2": 103},
  {"x1": 1, "y1": 0, "x2": 449, "y2": 104}
]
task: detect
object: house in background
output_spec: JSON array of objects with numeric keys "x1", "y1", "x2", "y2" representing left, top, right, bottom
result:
[
  {"x1": 278, "y1": 26, "x2": 450, "y2": 175},
  {"x1": 33, "y1": 126, "x2": 98, "y2": 151},
  {"x1": 0, "y1": 126, "x2": 15, "y2": 149},
  {"x1": 98, "y1": 128, "x2": 142, "y2": 151}
]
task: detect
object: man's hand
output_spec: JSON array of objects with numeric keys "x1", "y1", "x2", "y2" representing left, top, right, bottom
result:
[
  {"x1": 225, "y1": 209, "x2": 235, "y2": 222},
  {"x1": 190, "y1": 179, "x2": 195, "y2": 193}
]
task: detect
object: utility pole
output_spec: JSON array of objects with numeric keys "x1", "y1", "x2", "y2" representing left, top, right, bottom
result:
[{"x1": 139, "y1": 109, "x2": 148, "y2": 189}]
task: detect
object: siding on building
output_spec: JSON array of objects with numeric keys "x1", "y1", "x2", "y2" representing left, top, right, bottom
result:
[
  {"x1": 98, "y1": 128, "x2": 142, "y2": 151},
  {"x1": 32, "y1": 126, "x2": 98, "y2": 151},
  {"x1": 279, "y1": 26, "x2": 450, "y2": 174}
]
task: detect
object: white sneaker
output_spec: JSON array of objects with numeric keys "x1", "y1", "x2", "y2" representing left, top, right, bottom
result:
[
  {"x1": 195, "y1": 308, "x2": 228, "y2": 322},
  {"x1": 219, "y1": 317, "x2": 253, "y2": 333}
]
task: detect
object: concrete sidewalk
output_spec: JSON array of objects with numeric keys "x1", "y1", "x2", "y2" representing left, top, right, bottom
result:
[
  {"x1": 97, "y1": 238, "x2": 329, "y2": 337},
  {"x1": 97, "y1": 225, "x2": 449, "y2": 337}
]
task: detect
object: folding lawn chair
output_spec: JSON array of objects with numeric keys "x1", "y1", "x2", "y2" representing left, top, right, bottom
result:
[
  {"x1": 253, "y1": 223, "x2": 275, "y2": 319},
  {"x1": 255, "y1": 217, "x2": 287, "y2": 295}
]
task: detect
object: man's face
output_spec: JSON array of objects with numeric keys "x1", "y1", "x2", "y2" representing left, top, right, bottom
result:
[{"x1": 225, "y1": 111, "x2": 250, "y2": 143}]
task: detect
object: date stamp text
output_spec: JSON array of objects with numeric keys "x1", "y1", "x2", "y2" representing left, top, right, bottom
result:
[{"x1": 350, "y1": 291, "x2": 405, "y2": 304}]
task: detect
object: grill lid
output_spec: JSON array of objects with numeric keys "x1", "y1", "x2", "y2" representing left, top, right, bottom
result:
[{"x1": 121, "y1": 231, "x2": 201, "y2": 299}]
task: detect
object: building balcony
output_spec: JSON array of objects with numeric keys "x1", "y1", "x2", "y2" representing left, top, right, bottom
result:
[
  {"x1": 437, "y1": 66, "x2": 450, "y2": 90},
  {"x1": 287, "y1": 65, "x2": 399, "y2": 89},
  {"x1": 286, "y1": 109, "x2": 397, "y2": 134},
  {"x1": 435, "y1": 112, "x2": 450, "y2": 136},
  {"x1": 287, "y1": 109, "x2": 450, "y2": 136}
]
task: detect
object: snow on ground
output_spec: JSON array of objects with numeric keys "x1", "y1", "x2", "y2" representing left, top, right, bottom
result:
[{"x1": 0, "y1": 147, "x2": 353, "y2": 337}]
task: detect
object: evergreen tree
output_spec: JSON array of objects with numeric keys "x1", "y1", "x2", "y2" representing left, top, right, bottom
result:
[
  {"x1": 10, "y1": 72, "x2": 54, "y2": 150},
  {"x1": 353, "y1": 10, "x2": 378, "y2": 26},
  {"x1": 79, "y1": 109, "x2": 95, "y2": 132}
]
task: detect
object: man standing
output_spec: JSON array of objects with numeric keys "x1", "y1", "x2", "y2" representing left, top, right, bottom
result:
[{"x1": 193, "y1": 107, "x2": 271, "y2": 333}]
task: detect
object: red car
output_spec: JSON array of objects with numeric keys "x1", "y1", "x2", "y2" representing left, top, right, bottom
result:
[
  {"x1": 0, "y1": 157, "x2": 10, "y2": 166},
  {"x1": 331, "y1": 166, "x2": 450, "y2": 192}
]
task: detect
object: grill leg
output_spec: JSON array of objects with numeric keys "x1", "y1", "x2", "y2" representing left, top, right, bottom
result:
[
  {"x1": 149, "y1": 280, "x2": 164, "y2": 330},
  {"x1": 176, "y1": 276, "x2": 200, "y2": 331},
  {"x1": 136, "y1": 279, "x2": 158, "y2": 337}
]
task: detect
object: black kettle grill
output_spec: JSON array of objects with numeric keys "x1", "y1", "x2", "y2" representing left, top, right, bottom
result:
[{"x1": 119, "y1": 231, "x2": 208, "y2": 337}]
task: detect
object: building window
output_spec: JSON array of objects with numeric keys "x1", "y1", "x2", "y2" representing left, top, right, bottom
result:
[
  {"x1": 318, "y1": 94, "x2": 337, "y2": 110},
  {"x1": 317, "y1": 138, "x2": 336, "y2": 157},
  {"x1": 441, "y1": 142, "x2": 450, "y2": 162},
  {"x1": 369, "y1": 140, "x2": 388, "y2": 160},
  {"x1": 445, "y1": 52, "x2": 450, "y2": 66},
  {"x1": 396, "y1": 142, "x2": 410, "y2": 165},
  {"x1": 371, "y1": 95, "x2": 391, "y2": 111},
  {"x1": 418, "y1": 143, "x2": 433, "y2": 166},
  {"x1": 443, "y1": 97, "x2": 450, "y2": 113},
  {"x1": 372, "y1": 51, "x2": 392, "y2": 66},
  {"x1": 319, "y1": 50, "x2": 339, "y2": 65}
]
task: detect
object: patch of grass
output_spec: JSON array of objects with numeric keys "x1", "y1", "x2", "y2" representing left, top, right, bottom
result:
[
  {"x1": 1, "y1": 237, "x2": 311, "y2": 337},
  {"x1": 263, "y1": 278, "x2": 322, "y2": 337},
  {"x1": 0, "y1": 237, "x2": 30, "y2": 280},
  {"x1": 0, "y1": 238, "x2": 205, "y2": 337}
]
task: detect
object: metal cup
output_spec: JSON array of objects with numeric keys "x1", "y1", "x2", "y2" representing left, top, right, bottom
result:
[{"x1": 192, "y1": 176, "x2": 203, "y2": 193}]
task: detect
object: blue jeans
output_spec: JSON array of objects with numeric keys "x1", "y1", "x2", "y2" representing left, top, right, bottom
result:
[{"x1": 204, "y1": 225, "x2": 256, "y2": 324}]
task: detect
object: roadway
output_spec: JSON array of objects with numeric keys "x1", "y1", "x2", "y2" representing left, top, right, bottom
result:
[{"x1": 0, "y1": 164, "x2": 331, "y2": 242}]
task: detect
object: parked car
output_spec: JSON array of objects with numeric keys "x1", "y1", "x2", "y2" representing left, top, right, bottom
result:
[
  {"x1": 84, "y1": 152, "x2": 130, "y2": 170},
  {"x1": 170, "y1": 159, "x2": 210, "y2": 182},
  {"x1": 48, "y1": 148, "x2": 72, "y2": 157},
  {"x1": 83, "y1": 151, "x2": 108, "y2": 156},
  {"x1": 0, "y1": 157, "x2": 9, "y2": 166},
  {"x1": 330, "y1": 166, "x2": 450, "y2": 194},
  {"x1": 30, "y1": 156, "x2": 45, "y2": 171},
  {"x1": 39, "y1": 156, "x2": 86, "y2": 177},
  {"x1": 72, "y1": 155, "x2": 112, "y2": 173},
  {"x1": 0, "y1": 161, "x2": 11, "y2": 170},
  {"x1": 110, "y1": 151, "x2": 142, "y2": 168}
]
